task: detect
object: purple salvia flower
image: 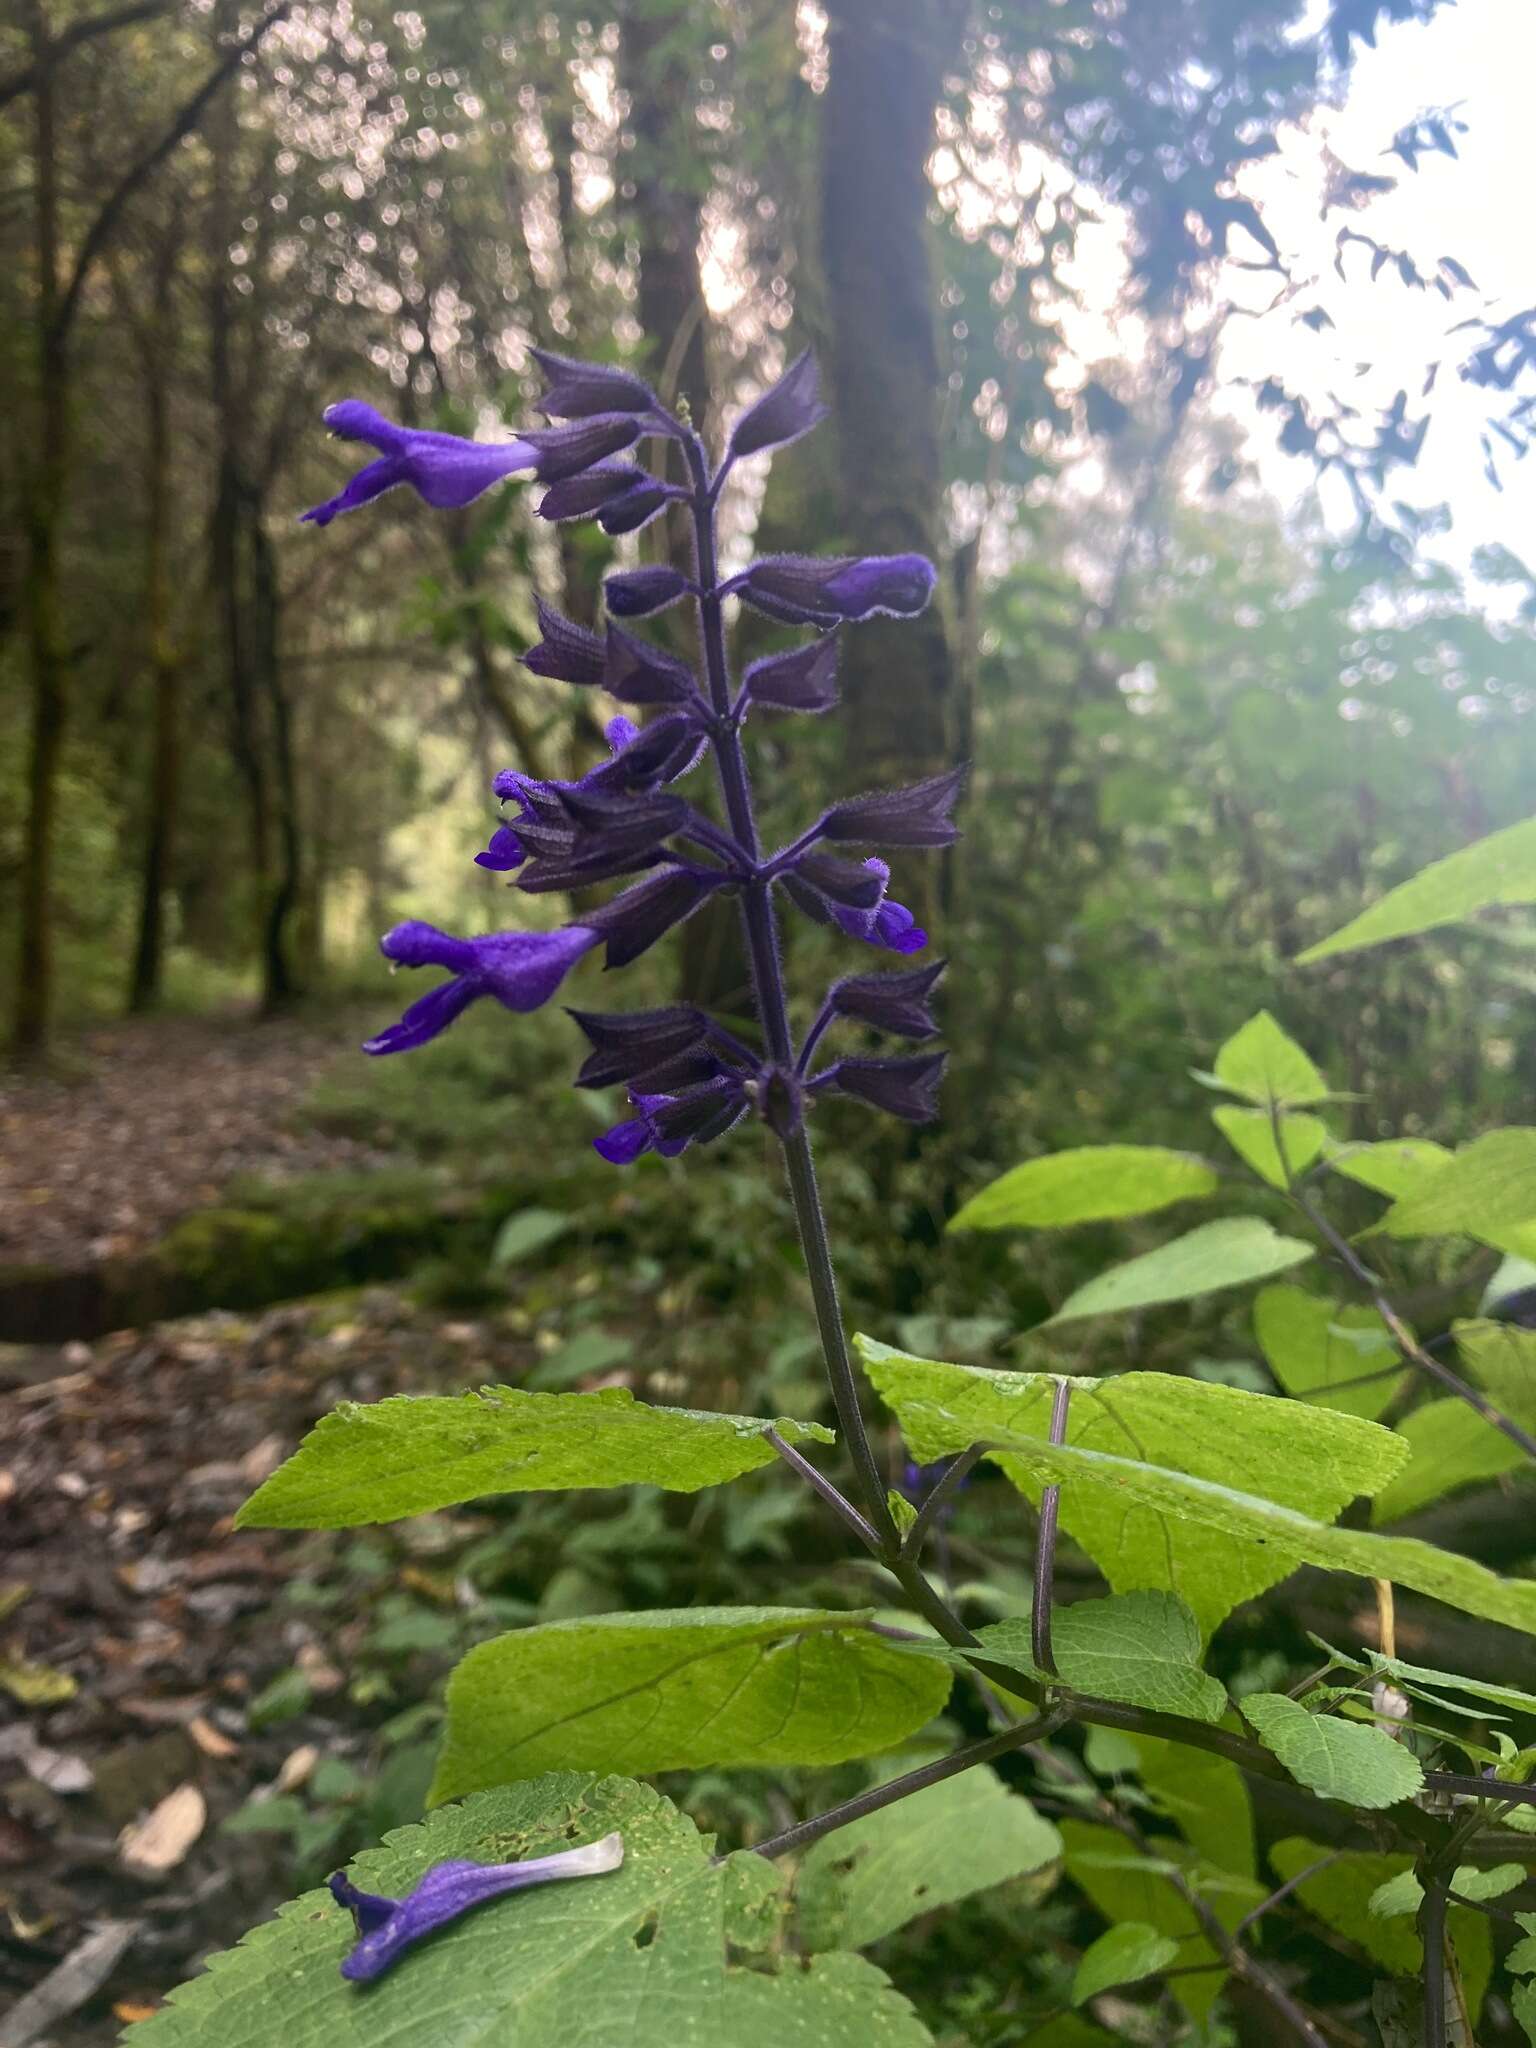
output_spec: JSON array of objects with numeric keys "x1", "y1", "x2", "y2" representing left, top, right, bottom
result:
[
  {"x1": 822, "y1": 766, "x2": 967, "y2": 848},
  {"x1": 536, "y1": 463, "x2": 654, "y2": 522},
  {"x1": 474, "y1": 823, "x2": 527, "y2": 873},
  {"x1": 329, "y1": 1832, "x2": 623, "y2": 1982},
  {"x1": 727, "y1": 349, "x2": 830, "y2": 460},
  {"x1": 741, "y1": 634, "x2": 841, "y2": 716},
  {"x1": 582, "y1": 869, "x2": 724, "y2": 969},
  {"x1": 529, "y1": 346, "x2": 656, "y2": 419},
  {"x1": 596, "y1": 1074, "x2": 751, "y2": 1165},
  {"x1": 605, "y1": 564, "x2": 692, "y2": 618},
  {"x1": 599, "y1": 480, "x2": 679, "y2": 534},
  {"x1": 518, "y1": 416, "x2": 644, "y2": 483},
  {"x1": 727, "y1": 552, "x2": 938, "y2": 626},
  {"x1": 522, "y1": 598, "x2": 606, "y2": 684},
  {"x1": 782, "y1": 854, "x2": 927, "y2": 956},
  {"x1": 364, "y1": 921, "x2": 599, "y2": 1055},
  {"x1": 567, "y1": 1004, "x2": 713, "y2": 1088},
  {"x1": 811, "y1": 1050, "x2": 948, "y2": 1123},
  {"x1": 830, "y1": 959, "x2": 946, "y2": 1039},
  {"x1": 302, "y1": 402, "x2": 540, "y2": 527}
]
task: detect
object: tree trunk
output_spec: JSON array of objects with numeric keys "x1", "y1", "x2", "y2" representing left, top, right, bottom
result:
[
  {"x1": 820, "y1": 0, "x2": 961, "y2": 799},
  {"x1": 14, "y1": 1, "x2": 66, "y2": 1059},
  {"x1": 127, "y1": 241, "x2": 181, "y2": 1013}
]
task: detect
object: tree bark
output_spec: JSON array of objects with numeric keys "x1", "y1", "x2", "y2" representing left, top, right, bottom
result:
[
  {"x1": 820, "y1": 0, "x2": 961, "y2": 798},
  {"x1": 14, "y1": 0, "x2": 66, "y2": 1059}
]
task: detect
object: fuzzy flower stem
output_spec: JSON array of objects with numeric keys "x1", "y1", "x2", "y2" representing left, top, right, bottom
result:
[{"x1": 683, "y1": 435, "x2": 898, "y2": 1550}]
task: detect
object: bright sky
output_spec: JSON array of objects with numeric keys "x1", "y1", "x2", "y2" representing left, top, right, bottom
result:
[{"x1": 1219, "y1": 0, "x2": 1535, "y2": 566}]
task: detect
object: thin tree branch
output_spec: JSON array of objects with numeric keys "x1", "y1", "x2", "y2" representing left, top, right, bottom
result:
[
  {"x1": 51, "y1": 0, "x2": 293, "y2": 352},
  {"x1": 1233, "y1": 1853, "x2": 1346, "y2": 1942},
  {"x1": 0, "y1": 0, "x2": 171, "y2": 112},
  {"x1": 1418, "y1": 1872, "x2": 1448, "y2": 2048},
  {"x1": 748, "y1": 1710, "x2": 1067, "y2": 1862}
]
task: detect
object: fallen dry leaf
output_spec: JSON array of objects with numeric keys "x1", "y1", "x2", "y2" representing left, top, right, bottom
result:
[
  {"x1": 274, "y1": 1743, "x2": 320, "y2": 1793},
  {"x1": 118, "y1": 1783, "x2": 207, "y2": 1878},
  {"x1": 187, "y1": 1714, "x2": 238, "y2": 1759}
]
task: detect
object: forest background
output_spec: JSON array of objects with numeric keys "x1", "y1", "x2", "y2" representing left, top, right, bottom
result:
[{"x1": 5, "y1": 0, "x2": 1536, "y2": 2040}]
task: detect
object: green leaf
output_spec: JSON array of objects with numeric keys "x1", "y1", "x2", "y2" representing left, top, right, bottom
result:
[
  {"x1": 432, "y1": 1609, "x2": 953, "y2": 1803},
  {"x1": 1377, "y1": 1130, "x2": 1536, "y2": 1252},
  {"x1": 1370, "y1": 1864, "x2": 1524, "y2": 1917},
  {"x1": 1212, "y1": 1012, "x2": 1330, "y2": 1106},
  {"x1": 1240, "y1": 1693, "x2": 1423, "y2": 1808},
  {"x1": 1051, "y1": 1594, "x2": 1228, "y2": 1724},
  {"x1": 1212, "y1": 1108, "x2": 1328, "y2": 1189},
  {"x1": 1253, "y1": 1284, "x2": 1405, "y2": 1420},
  {"x1": 1268, "y1": 1840, "x2": 1491, "y2": 2010},
  {"x1": 1449, "y1": 1318, "x2": 1536, "y2": 1427},
  {"x1": 1060, "y1": 1820, "x2": 1265, "y2": 2021},
  {"x1": 1362, "y1": 1651, "x2": 1536, "y2": 1718},
  {"x1": 857, "y1": 1343, "x2": 1536, "y2": 1635},
  {"x1": 1369, "y1": 1398, "x2": 1525, "y2": 1524},
  {"x1": 1130, "y1": 1737, "x2": 1256, "y2": 1879},
  {"x1": 131, "y1": 1774, "x2": 933, "y2": 2048},
  {"x1": 857, "y1": 1342, "x2": 1404, "y2": 1634},
  {"x1": 1513, "y1": 1979, "x2": 1536, "y2": 2047},
  {"x1": 1071, "y1": 1922, "x2": 1181, "y2": 2005},
  {"x1": 1045, "y1": 1218, "x2": 1315, "y2": 1326},
  {"x1": 1326, "y1": 1140, "x2": 1453, "y2": 1201},
  {"x1": 948, "y1": 1147, "x2": 1217, "y2": 1233},
  {"x1": 490, "y1": 1207, "x2": 571, "y2": 1265},
  {"x1": 238, "y1": 1389, "x2": 834, "y2": 1529},
  {"x1": 1297, "y1": 816, "x2": 1536, "y2": 963},
  {"x1": 794, "y1": 1764, "x2": 1061, "y2": 1952}
]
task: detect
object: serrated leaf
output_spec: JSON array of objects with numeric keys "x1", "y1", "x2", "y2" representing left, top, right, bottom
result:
[
  {"x1": 432, "y1": 1609, "x2": 953, "y2": 1803},
  {"x1": 129, "y1": 1773, "x2": 933, "y2": 2048},
  {"x1": 1071, "y1": 1922, "x2": 1181, "y2": 2004},
  {"x1": 794, "y1": 1763, "x2": 1060, "y2": 1952},
  {"x1": 1377, "y1": 1130, "x2": 1536, "y2": 1252},
  {"x1": 857, "y1": 1343, "x2": 1536, "y2": 1636},
  {"x1": 856, "y1": 1342, "x2": 1404, "y2": 1633},
  {"x1": 948, "y1": 1147, "x2": 1217, "y2": 1233},
  {"x1": 238, "y1": 1389, "x2": 834, "y2": 1529},
  {"x1": 1212, "y1": 1012, "x2": 1330, "y2": 1106},
  {"x1": 1363, "y1": 1650, "x2": 1536, "y2": 1718},
  {"x1": 1253, "y1": 1284, "x2": 1405, "y2": 1420},
  {"x1": 1060, "y1": 1820, "x2": 1265, "y2": 2021},
  {"x1": 1212, "y1": 1108, "x2": 1328, "y2": 1189},
  {"x1": 1297, "y1": 816, "x2": 1536, "y2": 963},
  {"x1": 1514, "y1": 1979, "x2": 1536, "y2": 2045},
  {"x1": 1369, "y1": 1398, "x2": 1525, "y2": 1524},
  {"x1": 1241, "y1": 1693, "x2": 1423, "y2": 1807},
  {"x1": 490, "y1": 1208, "x2": 571, "y2": 1265},
  {"x1": 1327, "y1": 1140, "x2": 1453, "y2": 1201},
  {"x1": 1046, "y1": 1218, "x2": 1315, "y2": 1326},
  {"x1": 1051, "y1": 1594, "x2": 1228, "y2": 1724}
]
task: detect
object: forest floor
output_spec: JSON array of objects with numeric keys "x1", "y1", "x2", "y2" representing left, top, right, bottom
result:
[
  {"x1": 0, "y1": 1011, "x2": 391, "y2": 1270},
  {"x1": 1, "y1": 1287, "x2": 537, "y2": 2043}
]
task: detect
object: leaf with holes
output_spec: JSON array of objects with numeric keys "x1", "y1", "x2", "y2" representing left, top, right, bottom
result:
[
  {"x1": 130, "y1": 1774, "x2": 933, "y2": 2047},
  {"x1": 948, "y1": 1146, "x2": 1217, "y2": 1233},
  {"x1": 238, "y1": 1389, "x2": 833, "y2": 1529},
  {"x1": 857, "y1": 1340, "x2": 1404, "y2": 1633},
  {"x1": 1045, "y1": 1218, "x2": 1314, "y2": 1326},
  {"x1": 1240, "y1": 1693, "x2": 1423, "y2": 1808},
  {"x1": 432, "y1": 1608, "x2": 953, "y2": 1803},
  {"x1": 794, "y1": 1763, "x2": 1060, "y2": 1952}
]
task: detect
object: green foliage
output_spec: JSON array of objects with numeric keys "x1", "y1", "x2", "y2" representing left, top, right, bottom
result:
[
  {"x1": 1050, "y1": 1594, "x2": 1228, "y2": 1724},
  {"x1": 1210, "y1": 1106, "x2": 1328, "y2": 1188},
  {"x1": 1239, "y1": 1693, "x2": 1423, "y2": 1808},
  {"x1": 858, "y1": 1340, "x2": 1402, "y2": 1631},
  {"x1": 1369, "y1": 1398, "x2": 1525, "y2": 1523},
  {"x1": 489, "y1": 1208, "x2": 571, "y2": 1266},
  {"x1": 131, "y1": 1775, "x2": 933, "y2": 2047},
  {"x1": 794, "y1": 1765, "x2": 1061, "y2": 1953},
  {"x1": 1449, "y1": 1318, "x2": 1536, "y2": 1427},
  {"x1": 1253, "y1": 1284, "x2": 1404, "y2": 1418},
  {"x1": 1325, "y1": 1139, "x2": 1453, "y2": 1200},
  {"x1": 1208, "y1": 1010, "x2": 1332, "y2": 1106},
  {"x1": 1044, "y1": 1218, "x2": 1315, "y2": 1326},
  {"x1": 238, "y1": 1388, "x2": 833, "y2": 1528},
  {"x1": 1298, "y1": 815, "x2": 1536, "y2": 962},
  {"x1": 1071, "y1": 1923, "x2": 1181, "y2": 2005},
  {"x1": 947, "y1": 1146, "x2": 1217, "y2": 1233},
  {"x1": 432, "y1": 1609, "x2": 953, "y2": 1803},
  {"x1": 1376, "y1": 1129, "x2": 1536, "y2": 1253}
]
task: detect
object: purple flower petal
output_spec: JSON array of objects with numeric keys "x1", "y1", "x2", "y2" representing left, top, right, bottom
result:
[
  {"x1": 727, "y1": 350, "x2": 830, "y2": 460},
  {"x1": 302, "y1": 402, "x2": 539, "y2": 525},
  {"x1": 474, "y1": 824, "x2": 527, "y2": 872},
  {"x1": 530, "y1": 347, "x2": 656, "y2": 419},
  {"x1": 594, "y1": 1117, "x2": 654, "y2": 1165},
  {"x1": 729, "y1": 552, "x2": 937, "y2": 626},
  {"x1": 363, "y1": 976, "x2": 480, "y2": 1055},
  {"x1": 330, "y1": 1832, "x2": 624, "y2": 1982}
]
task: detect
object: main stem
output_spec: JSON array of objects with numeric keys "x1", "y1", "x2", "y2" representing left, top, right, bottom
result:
[{"x1": 685, "y1": 438, "x2": 898, "y2": 1548}]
